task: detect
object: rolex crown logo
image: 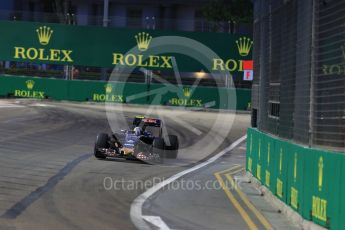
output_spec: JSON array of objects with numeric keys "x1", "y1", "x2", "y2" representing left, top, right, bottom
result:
[
  {"x1": 236, "y1": 37, "x2": 253, "y2": 57},
  {"x1": 135, "y1": 32, "x2": 152, "y2": 51},
  {"x1": 26, "y1": 80, "x2": 35, "y2": 90},
  {"x1": 105, "y1": 84, "x2": 113, "y2": 93},
  {"x1": 183, "y1": 87, "x2": 191, "y2": 97},
  {"x1": 318, "y1": 156, "x2": 324, "y2": 191},
  {"x1": 36, "y1": 26, "x2": 53, "y2": 45}
]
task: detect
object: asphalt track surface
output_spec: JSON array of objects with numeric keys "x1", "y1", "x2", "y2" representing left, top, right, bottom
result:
[{"x1": 0, "y1": 100, "x2": 250, "y2": 230}]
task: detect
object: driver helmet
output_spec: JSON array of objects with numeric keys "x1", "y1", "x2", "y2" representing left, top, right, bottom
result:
[{"x1": 134, "y1": 127, "x2": 142, "y2": 136}]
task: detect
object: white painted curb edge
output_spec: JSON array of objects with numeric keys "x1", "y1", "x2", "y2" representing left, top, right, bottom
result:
[{"x1": 130, "y1": 135, "x2": 247, "y2": 230}]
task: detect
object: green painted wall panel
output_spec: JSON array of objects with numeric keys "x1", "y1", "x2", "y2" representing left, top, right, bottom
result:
[
  {"x1": 235, "y1": 89, "x2": 251, "y2": 111},
  {"x1": 255, "y1": 131, "x2": 264, "y2": 183},
  {"x1": 340, "y1": 159, "x2": 345, "y2": 230},
  {"x1": 123, "y1": 83, "x2": 151, "y2": 104},
  {"x1": 0, "y1": 76, "x2": 68, "y2": 100},
  {"x1": 68, "y1": 80, "x2": 104, "y2": 101},
  {"x1": 250, "y1": 127, "x2": 260, "y2": 178},
  {"x1": 247, "y1": 128, "x2": 344, "y2": 230},
  {"x1": 246, "y1": 128, "x2": 254, "y2": 173},
  {"x1": 286, "y1": 143, "x2": 305, "y2": 215},
  {"x1": 0, "y1": 75, "x2": 251, "y2": 110},
  {"x1": 304, "y1": 150, "x2": 341, "y2": 229},
  {"x1": 259, "y1": 134, "x2": 273, "y2": 191},
  {"x1": 273, "y1": 139, "x2": 289, "y2": 202}
]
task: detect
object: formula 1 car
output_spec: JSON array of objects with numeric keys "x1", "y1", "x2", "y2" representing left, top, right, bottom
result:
[{"x1": 94, "y1": 116, "x2": 179, "y2": 162}]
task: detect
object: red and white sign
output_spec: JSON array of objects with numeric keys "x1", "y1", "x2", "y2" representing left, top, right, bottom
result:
[
  {"x1": 243, "y1": 70, "x2": 253, "y2": 81},
  {"x1": 243, "y1": 60, "x2": 253, "y2": 81}
]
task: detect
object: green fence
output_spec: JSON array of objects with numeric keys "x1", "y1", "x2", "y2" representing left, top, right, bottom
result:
[
  {"x1": 0, "y1": 75, "x2": 251, "y2": 110},
  {"x1": 247, "y1": 128, "x2": 345, "y2": 229}
]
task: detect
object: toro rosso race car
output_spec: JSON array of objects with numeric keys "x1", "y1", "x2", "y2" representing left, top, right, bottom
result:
[{"x1": 94, "y1": 116, "x2": 179, "y2": 162}]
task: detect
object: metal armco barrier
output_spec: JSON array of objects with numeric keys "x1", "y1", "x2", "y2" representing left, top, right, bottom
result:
[
  {"x1": 247, "y1": 128, "x2": 344, "y2": 229},
  {"x1": 0, "y1": 75, "x2": 251, "y2": 110}
]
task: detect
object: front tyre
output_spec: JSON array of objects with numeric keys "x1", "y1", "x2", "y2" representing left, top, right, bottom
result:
[{"x1": 94, "y1": 133, "x2": 109, "y2": 159}]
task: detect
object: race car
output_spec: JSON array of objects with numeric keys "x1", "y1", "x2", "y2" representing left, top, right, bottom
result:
[{"x1": 94, "y1": 117, "x2": 179, "y2": 162}]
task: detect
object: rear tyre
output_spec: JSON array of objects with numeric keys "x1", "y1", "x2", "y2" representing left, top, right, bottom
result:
[
  {"x1": 94, "y1": 133, "x2": 109, "y2": 159},
  {"x1": 153, "y1": 138, "x2": 165, "y2": 158},
  {"x1": 164, "y1": 135, "x2": 179, "y2": 159}
]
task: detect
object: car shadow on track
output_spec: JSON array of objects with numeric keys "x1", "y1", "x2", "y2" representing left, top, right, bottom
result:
[{"x1": 95, "y1": 157, "x2": 148, "y2": 164}]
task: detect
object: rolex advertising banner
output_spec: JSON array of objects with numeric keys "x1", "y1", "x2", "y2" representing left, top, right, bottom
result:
[
  {"x1": 246, "y1": 128, "x2": 345, "y2": 230},
  {"x1": 0, "y1": 75, "x2": 251, "y2": 110},
  {"x1": 0, "y1": 20, "x2": 252, "y2": 73}
]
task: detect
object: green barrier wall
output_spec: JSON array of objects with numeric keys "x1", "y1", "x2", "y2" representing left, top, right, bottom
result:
[
  {"x1": 247, "y1": 128, "x2": 344, "y2": 229},
  {"x1": 0, "y1": 75, "x2": 251, "y2": 110}
]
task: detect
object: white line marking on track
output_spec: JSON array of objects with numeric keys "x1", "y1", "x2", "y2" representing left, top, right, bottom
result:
[
  {"x1": 0, "y1": 101, "x2": 25, "y2": 108},
  {"x1": 130, "y1": 135, "x2": 247, "y2": 230},
  {"x1": 0, "y1": 105, "x2": 24, "y2": 108},
  {"x1": 30, "y1": 103, "x2": 55, "y2": 107},
  {"x1": 142, "y1": 216, "x2": 171, "y2": 230}
]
